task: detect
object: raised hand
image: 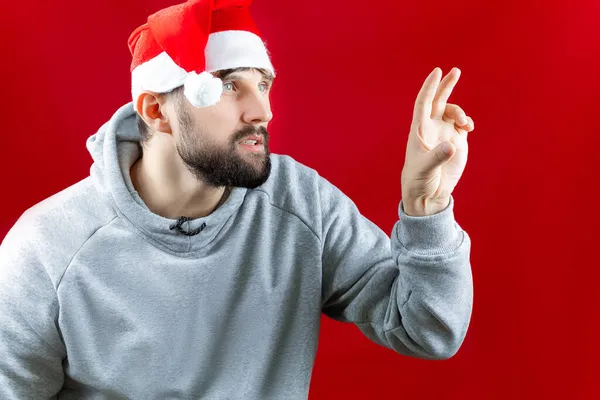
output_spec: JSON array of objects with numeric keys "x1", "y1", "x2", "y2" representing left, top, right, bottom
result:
[{"x1": 401, "y1": 67, "x2": 475, "y2": 216}]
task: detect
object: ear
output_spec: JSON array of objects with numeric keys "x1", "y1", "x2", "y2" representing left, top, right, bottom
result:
[{"x1": 135, "y1": 92, "x2": 173, "y2": 134}]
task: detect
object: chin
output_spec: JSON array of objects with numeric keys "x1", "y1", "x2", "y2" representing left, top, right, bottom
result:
[
  {"x1": 243, "y1": 157, "x2": 272, "y2": 188},
  {"x1": 240, "y1": 149, "x2": 269, "y2": 165}
]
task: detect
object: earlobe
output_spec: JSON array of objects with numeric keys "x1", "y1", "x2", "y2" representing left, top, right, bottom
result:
[{"x1": 136, "y1": 92, "x2": 173, "y2": 134}]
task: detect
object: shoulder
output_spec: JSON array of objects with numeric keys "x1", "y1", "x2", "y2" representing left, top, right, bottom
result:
[
  {"x1": 260, "y1": 153, "x2": 353, "y2": 203},
  {"x1": 17, "y1": 177, "x2": 116, "y2": 233},
  {"x1": 261, "y1": 153, "x2": 320, "y2": 191},
  {"x1": 250, "y1": 153, "x2": 320, "y2": 205},
  {"x1": 247, "y1": 154, "x2": 352, "y2": 238},
  {"x1": 0, "y1": 178, "x2": 117, "y2": 287}
]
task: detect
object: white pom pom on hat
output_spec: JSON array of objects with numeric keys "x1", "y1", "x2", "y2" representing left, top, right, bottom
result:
[
  {"x1": 127, "y1": 0, "x2": 275, "y2": 109},
  {"x1": 183, "y1": 72, "x2": 224, "y2": 108}
]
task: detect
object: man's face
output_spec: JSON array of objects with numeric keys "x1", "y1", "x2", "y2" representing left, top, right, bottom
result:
[{"x1": 172, "y1": 68, "x2": 274, "y2": 189}]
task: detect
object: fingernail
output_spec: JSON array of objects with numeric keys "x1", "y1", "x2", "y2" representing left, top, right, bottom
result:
[{"x1": 442, "y1": 142, "x2": 453, "y2": 155}]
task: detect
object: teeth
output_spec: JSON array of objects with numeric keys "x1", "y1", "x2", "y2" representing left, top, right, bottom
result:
[{"x1": 242, "y1": 140, "x2": 257, "y2": 145}]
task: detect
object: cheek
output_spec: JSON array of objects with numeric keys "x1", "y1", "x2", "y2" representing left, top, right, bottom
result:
[{"x1": 207, "y1": 106, "x2": 240, "y2": 140}]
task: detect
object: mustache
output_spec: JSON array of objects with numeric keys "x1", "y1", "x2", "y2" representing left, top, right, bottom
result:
[{"x1": 232, "y1": 125, "x2": 269, "y2": 143}]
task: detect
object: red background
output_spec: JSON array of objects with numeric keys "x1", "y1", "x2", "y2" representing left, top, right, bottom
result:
[{"x1": 1, "y1": 0, "x2": 599, "y2": 398}]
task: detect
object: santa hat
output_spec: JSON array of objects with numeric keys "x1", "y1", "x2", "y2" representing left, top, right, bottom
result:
[{"x1": 127, "y1": 0, "x2": 275, "y2": 109}]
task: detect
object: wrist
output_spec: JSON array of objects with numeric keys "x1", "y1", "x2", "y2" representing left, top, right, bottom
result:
[{"x1": 402, "y1": 196, "x2": 450, "y2": 216}]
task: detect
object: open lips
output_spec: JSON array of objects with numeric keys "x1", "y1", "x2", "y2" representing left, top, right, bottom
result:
[{"x1": 238, "y1": 135, "x2": 264, "y2": 146}]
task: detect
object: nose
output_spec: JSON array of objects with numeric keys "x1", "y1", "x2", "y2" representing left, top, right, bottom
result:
[{"x1": 241, "y1": 89, "x2": 273, "y2": 125}]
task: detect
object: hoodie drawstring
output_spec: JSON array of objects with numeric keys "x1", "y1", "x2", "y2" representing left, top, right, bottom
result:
[{"x1": 169, "y1": 217, "x2": 207, "y2": 237}]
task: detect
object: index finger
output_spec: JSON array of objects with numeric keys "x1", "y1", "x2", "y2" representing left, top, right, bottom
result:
[
  {"x1": 431, "y1": 68, "x2": 461, "y2": 119},
  {"x1": 412, "y1": 67, "x2": 442, "y2": 124}
]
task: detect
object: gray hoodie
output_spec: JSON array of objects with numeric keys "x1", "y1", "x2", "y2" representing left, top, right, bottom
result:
[{"x1": 0, "y1": 102, "x2": 473, "y2": 399}]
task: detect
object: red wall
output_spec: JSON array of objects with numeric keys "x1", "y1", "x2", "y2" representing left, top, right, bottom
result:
[{"x1": 1, "y1": 0, "x2": 599, "y2": 398}]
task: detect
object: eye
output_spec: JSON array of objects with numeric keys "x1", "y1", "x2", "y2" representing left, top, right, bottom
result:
[
  {"x1": 223, "y1": 82, "x2": 235, "y2": 92},
  {"x1": 259, "y1": 82, "x2": 270, "y2": 93}
]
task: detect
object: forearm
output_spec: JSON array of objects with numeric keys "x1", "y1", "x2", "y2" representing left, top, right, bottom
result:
[
  {"x1": 389, "y1": 195, "x2": 473, "y2": 358},
  {"x1": 319, "y1": 178, "x2": 472, "y2": 359}
]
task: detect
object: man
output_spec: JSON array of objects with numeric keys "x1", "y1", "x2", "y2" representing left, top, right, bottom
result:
[{"x1": 0, "y1": 0, "x2": 475, "y2": 398}]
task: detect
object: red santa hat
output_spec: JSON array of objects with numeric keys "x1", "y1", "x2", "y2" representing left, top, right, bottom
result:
[{"x1": 127, "y1": 0, "x2": 275, "y2": 109}]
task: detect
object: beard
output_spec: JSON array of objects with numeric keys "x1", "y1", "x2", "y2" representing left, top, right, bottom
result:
[{"x1": 175, "y1": 106, "x2": 272, "y2": 189}]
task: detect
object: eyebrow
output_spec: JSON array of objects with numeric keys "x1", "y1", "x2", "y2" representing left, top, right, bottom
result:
[{"x1": 221, "y1": 72, "x2": 274, "y2": 84}]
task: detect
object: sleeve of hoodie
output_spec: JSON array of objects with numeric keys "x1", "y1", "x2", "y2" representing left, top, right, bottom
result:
[
  {"x1": 0, "y1": 216, "x2": 66, "y2": 399},
  {"x1": 319, "y1": 177, "x2": 473, "y2": 360}
]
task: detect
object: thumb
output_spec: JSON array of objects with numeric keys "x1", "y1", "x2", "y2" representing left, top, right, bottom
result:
[{"x1": 422, "y1": 141, "x2": 455, "y2": 172}]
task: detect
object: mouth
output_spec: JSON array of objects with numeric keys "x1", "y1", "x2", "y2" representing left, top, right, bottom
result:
[
  {"x1": 237, "y1": 134, "x2": 266, "y2": 154},
  {"x1": 238, "y1": 135, "x2": 264, "y2": 146}
]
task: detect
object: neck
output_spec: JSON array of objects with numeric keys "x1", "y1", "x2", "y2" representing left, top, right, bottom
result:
[{"x1": 130, "y1": 145, "x2": 230, "y2": 220}]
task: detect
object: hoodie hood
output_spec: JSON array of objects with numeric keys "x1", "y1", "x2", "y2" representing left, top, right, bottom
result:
[{"x1": 86, "y1": 102, "x2": 248, "y2": 254}]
